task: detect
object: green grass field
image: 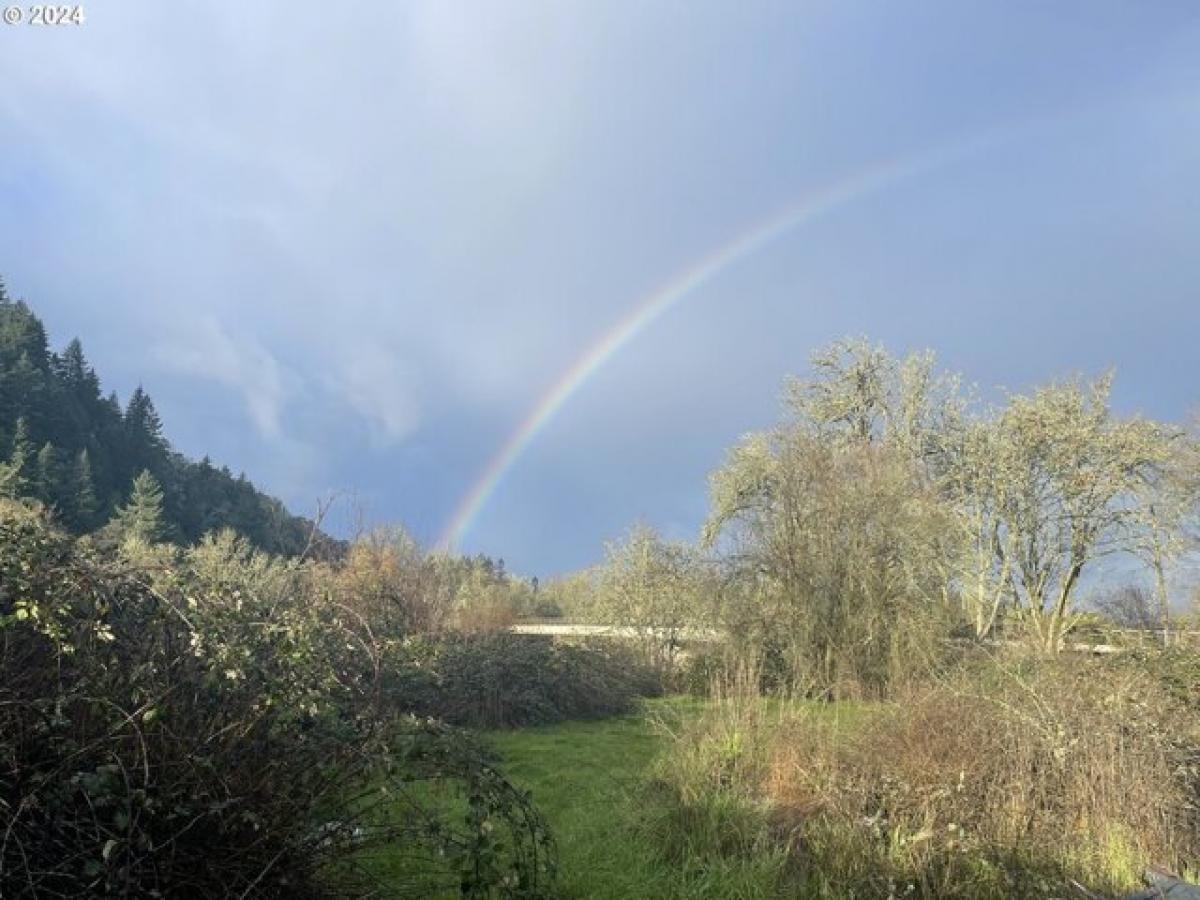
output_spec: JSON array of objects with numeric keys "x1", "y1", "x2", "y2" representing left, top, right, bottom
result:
[
  {"x1": 486, "y1": 698, "x2": 792, "y2": 900},
  {"x1": 349, "y1": 697, "x2": 867, "y2": 898},
  {"x1": 348, "y1": 698, "x2": 790, "y2": 897}
]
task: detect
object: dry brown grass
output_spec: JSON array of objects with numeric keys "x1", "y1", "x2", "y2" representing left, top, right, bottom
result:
[
  {"x1": 790, "y1": 659, "x2": 1200, "y2": 894},
  {"x1": 651, "y1": 655, "x2": 1200, "y2": 897}
]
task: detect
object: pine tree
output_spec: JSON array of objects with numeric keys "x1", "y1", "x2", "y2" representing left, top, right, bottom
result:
[
  {"x1": 124, "y1": 386, "x2": 168, "y2": 477},
  {"x1": 35, "y1": 441, "x2": 60, "y2": 506},
  {"x1": 109, "y1": 469, "x2": 169, "y2": 544},
  {"x1": 53, "y1": 338, "x2": 103, "y2": 443},
  {"x1": 0, "y1": 292, "x2": 52, "y2": 450},
  {"x1": 125, "y1": 386, "x2": 165, "y2": 447},
  {"x1": 0, "y1": 300, "x2": 50, "y2": 369},
  {"x1": 54, "y1": 338, "x2": 100, "y2": 394},
  {"x1": 5, "y1": 417, "x2": 35, "y2": 497},
  {"x1": 71, "y1": 447, "x2": 98, "y2": 529}
]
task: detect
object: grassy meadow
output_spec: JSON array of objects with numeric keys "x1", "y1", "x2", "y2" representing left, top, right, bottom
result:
[
  {"x1": 356, "y1": 698, "x2": 809, "y2": 899},
  {"x1": 350, "y1": 653, "x2": 1200, "y2": 900}
]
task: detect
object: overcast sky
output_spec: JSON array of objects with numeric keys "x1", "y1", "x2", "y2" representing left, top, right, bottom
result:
[{"x1": 2, "y1": 2, "x2": 1198, "y2": 575}]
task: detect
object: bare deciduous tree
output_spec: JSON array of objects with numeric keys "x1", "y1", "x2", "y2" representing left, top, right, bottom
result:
[
  {"x1": 937, "y1": 418, "x2": 1017, "y2": 640},
  {"x1": 597, "y1": 524, "x2": 704, "y2": 672},
  {"x1": 704, "y1": 429, "x2": 952, "y2": 695},
  {"x1": 990, "y1": 376, "x2": 1172, "y2": 653}
]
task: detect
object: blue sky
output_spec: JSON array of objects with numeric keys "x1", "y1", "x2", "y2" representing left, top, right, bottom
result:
[{"x1": 2, "y1": 2, "x2": 1198, "y2": 575}]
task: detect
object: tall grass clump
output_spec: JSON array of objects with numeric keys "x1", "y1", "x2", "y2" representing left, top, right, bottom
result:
[
  {"x1": 637, "y1": 660, "x2": 809, "y2": 889},
  {"x1": 646, "y1": 654, "x2": 1200, "y2": 898}
]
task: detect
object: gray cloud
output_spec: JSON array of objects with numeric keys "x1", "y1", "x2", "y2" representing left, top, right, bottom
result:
[
  {"x1": 153, "y1": 316, "x2": 293, "y2": 440},
  {"x1": 2, "y1": 1, "x2": 1199, "y2": 572}
]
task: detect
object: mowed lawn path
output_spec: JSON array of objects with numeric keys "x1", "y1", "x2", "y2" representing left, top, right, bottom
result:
[{"x1": 488, "y1": 699, "x2": 784, "y2": 900}]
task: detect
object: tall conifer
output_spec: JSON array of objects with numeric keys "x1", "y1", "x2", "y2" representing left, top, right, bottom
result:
[
  {"x1": 35, "y1": 441, "x2": 60, "y2": 506},
  {"x1": 109, "y1": 469, "x2": 169, "y2": 544},
  {"x1": 71, "y1": 447, "x2": 98, "y2": 529},
  {"x1": 5, "y1": 417, "x2": 34, "y2": 497}
]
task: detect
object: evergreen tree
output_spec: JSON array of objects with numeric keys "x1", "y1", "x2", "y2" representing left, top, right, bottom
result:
[
  {"x1": 124, "y1": 386, "x2": 168, "y2": 477},
  {"x1": 0, "y1": 293, "x2": 51, "y2": 442},
  {"x1": 35, "y1": 441, "x2": 60, "y2": 506},
  {"x1": 5, "y1": 417, "x2": 35, "y2": 497},
  {"x1": 71, "y1": 447, "x2": 98, "y2": 530},
  {"x1": 125, "y1": 386, "x2": 165, "y2": 447},
  {"x1": 53, "y1": 338, "x2": 101, "y2": 397},
  {"x1": 94, "y1": 391, "x2": 125, "y2": 501},
  {"x1": 0, "y1": 352, "x2": 49, "y2": 440},
  {"x1": 109, "y1": 469, "x2": 169, "y2": 544},
  {"x1": 0, "y1": 299, "x2": 50, "y2": 369},
  {"x1": 51, "y1": 338, "x2": 103, "y2": 447}
]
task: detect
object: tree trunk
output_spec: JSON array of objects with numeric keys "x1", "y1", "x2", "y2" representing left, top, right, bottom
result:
[{"x1": 1154, "y1": 553, "x2": 1170, "y2": 648}]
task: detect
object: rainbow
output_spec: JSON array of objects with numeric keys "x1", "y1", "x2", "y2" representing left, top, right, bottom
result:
[{"x1": 436, "y1": 134, "x2": 999, "y2": 551}]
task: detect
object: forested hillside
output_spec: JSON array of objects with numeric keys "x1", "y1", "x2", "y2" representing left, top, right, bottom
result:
[{"x1": 0, "y1": 282, "x2": 324, "y2": 555}]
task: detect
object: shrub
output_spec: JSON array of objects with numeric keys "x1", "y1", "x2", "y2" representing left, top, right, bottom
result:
[
  {"x1": 452, "y1": 596, "x2": 519, "y2": 635},
  {"x1": 677, "y1": 640, "x2": 815, "y2": 698},
  {"x1": 1115, "y1": 646, "x2": 1200, "y2": 711},
  {"x1": 530, "y1": 598, "x2": 563, "y2": 619},
  {"x1": 334, "y1": 527, "x2": 454, "y2": 634},
  {"x1": 0, "y1": 502, "x2": 554, "y2": 898},
  {"x1": 387, "y1": 633, "x2": 661, "y2": 729}
]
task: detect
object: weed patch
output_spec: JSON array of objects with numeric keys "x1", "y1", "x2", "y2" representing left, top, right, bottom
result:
[{"x1": 645, "y1": 657, "x2": 1200, "y2": 898}]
